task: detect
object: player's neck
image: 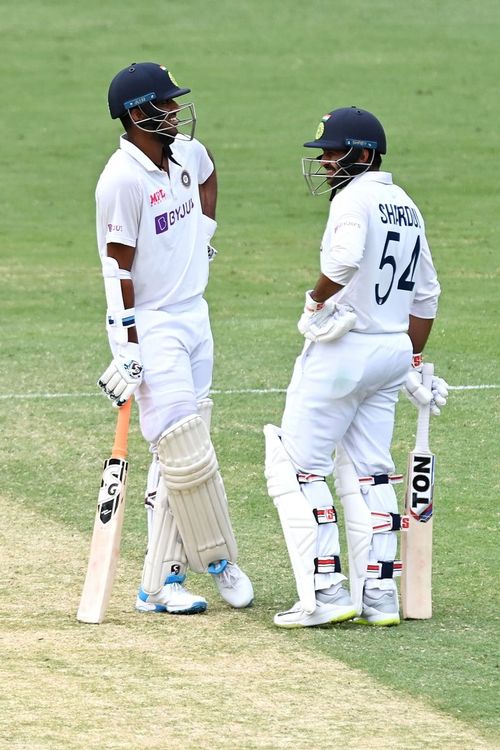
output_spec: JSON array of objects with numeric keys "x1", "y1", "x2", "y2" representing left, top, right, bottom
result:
[{"x1": 128, "y1": 131, "x2": 170, "y2": 173}]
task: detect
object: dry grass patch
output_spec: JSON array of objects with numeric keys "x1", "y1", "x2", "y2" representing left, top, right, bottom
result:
[{"x1": 0, "y1": 495, "x2": 495, "y2": 750}]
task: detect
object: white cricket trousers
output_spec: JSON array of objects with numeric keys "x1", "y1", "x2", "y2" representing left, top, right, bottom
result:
[
  {"x1": 133, "y1": 296, "x2": 213, "y2": 444},
  {"x1": 281, "y1": 331, "x2": 412, "y2": 477}
]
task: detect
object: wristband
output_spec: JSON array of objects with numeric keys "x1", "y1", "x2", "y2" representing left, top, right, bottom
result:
[
  {"x1": 107, "y1": 307, "x2": 136, "y2": 328},
  {"x1": 305, "y1": 291, "x2": 324, "y2": 313},
  {"x1": 412, "y1": 353, "x2": 423, "y2": 368}
]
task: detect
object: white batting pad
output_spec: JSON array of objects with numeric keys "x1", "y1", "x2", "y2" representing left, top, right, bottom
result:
[
  {"x1": 158, "y1": 414, "x2": 238, "y2": 573},
  {"x1": 362, "y1": 483, "x2": 399, "y2": 564},
  {"x1": 141, "y1": 474, "x2": 188, "y2": 595},
  {"x1": 334, "y1": 442, "x2": 372, "y2": 615},
  {"x1": 264, "y1": 424, "x2": 317, "y2": 614},
  {"x1": 299, "y1": 479, "x2": 345, "y2": 591}
]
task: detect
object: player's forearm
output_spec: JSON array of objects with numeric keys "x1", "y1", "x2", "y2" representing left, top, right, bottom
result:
[
  {"x1": 408, "y1": 315, "x2": 434, "y2": 354},
  {"x1": 310, "y1": 273, "x2": 344, "y2": 303},
  {"x1": 199, "y1": 158, "x2": 217, "y2": 220},
  {"x1": 106, "y1": 243, "x2": 138, "y2": 344},
  {"x1": 119, "y1": 279, "x2": 138, "y2": 343}
]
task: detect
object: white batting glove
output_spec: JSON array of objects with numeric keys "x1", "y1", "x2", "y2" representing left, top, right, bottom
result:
[
  {"x1": 298, "y1": 291, "x2": 357, "y2": 343},
  {"x1": 402, "y1": 354, "x2": 449, "y2": 416},
  {"x1": 201, "y1": 215, "x2": 218, "y2": 262},
  {"x1": 98, "y1": 342, "x2": 143, "y2": 407}
]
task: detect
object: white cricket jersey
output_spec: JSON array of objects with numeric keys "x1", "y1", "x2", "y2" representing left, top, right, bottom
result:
[
  {"x1": 320, "y1": 171, "x2": 440, "y2": 333},
  {"x1": 95, "y1": 135, "x2": 214, "y2": 310}
]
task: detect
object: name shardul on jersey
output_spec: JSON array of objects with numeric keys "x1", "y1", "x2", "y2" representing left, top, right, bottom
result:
[{"x1": 379, "y1": 203, "x2": 422, "y2": 227}]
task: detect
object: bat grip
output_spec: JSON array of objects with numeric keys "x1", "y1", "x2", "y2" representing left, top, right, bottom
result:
[
  {"x1": 415, "y1": 362, "x2": 433, "y2": 452},
  {"x1": 112, "y1": 398, "x2": 132, "y2": 459}
]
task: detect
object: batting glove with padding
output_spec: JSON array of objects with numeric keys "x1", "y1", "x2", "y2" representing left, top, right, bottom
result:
[
  {"x1": 297, "y1": 291, "x2": 357, "y2": 343},
  {"x1": 402, "y1": 354, "x2": 449, "y2": 415},
  {"x1": 202, "y1": 214, "x2": 218, "y2": 262},
  {"x1": 98, "y1": 342, "x2": 143, "y2": 407}
]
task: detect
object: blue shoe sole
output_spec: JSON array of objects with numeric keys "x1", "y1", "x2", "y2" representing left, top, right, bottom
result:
[
  {"x1": 136, "y1": 601, "x2": 207, "y2": 615},
  {"x1": 170, "y1": 602, "x2": 208, "y2": 615}
]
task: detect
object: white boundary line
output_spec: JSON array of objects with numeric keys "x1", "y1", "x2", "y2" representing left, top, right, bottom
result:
[
  {"x1": 448, "y1": 385, "x2": 500, "y2": 390},
  {"x1": 0, "y1": 384, "x2": 498, "y2": 401}
]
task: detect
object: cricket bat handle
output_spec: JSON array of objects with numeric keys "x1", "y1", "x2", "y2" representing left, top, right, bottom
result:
[
  {"x1": 112, "y1": 398, "x2": 132, "y2": 460},
  {"x1": 415, "y1": 362, "x2": 434, "y2": 452}
]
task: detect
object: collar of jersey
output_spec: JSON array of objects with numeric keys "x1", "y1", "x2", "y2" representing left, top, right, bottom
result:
[
  {"x1": 119, "y1": 134, "x2": 163, "y2": 172},
  {"x1": 349, "y1": 170, "x2": 393, "y2": 186}
]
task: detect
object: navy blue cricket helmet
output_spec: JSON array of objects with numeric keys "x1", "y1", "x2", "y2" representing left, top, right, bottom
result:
[
  {"x1": 302, "y1": 106, "x2": 387, "y2": 195},
  {"x1": 304, "y1": 106, "x2": 387, "y2": 154},
  {"x1": 108, "y1": 62, "x2": 191, "y2": 120}
]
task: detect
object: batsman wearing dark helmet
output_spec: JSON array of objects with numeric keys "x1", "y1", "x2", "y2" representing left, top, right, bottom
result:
[
  {"x1": 95, "y1": 62, "x2": 253, "y2": 615},
  {"x1": 264, "y1": 106, "x2": 448, "y2": 627}
]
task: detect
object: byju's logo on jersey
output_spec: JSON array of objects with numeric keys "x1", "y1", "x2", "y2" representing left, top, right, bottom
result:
[
  {"x1": 155, "y1": 198, "x2": 194, "y2": 234},
  {"x1": 150, "y1": 188, "x2": 167, "y2": 207}
]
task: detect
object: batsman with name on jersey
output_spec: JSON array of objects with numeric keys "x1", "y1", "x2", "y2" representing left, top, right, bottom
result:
[
  {"x1": 264, "y1": 106, "x2": 448, "y2": 628},
  {"x1": 95, "y1": 62, "x2": 253, "y2": 615}
]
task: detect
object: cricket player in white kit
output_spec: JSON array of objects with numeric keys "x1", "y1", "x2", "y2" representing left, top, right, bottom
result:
[
  {"x1": 95, "y1": 62, "x2": 253, "y2": 614},
  {"x1": 264, "y1": 106, "x2": 448, "y2": 627}
]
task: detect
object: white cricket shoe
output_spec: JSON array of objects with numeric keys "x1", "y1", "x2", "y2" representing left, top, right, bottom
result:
[
  {"x1": 208, "y1": 560, "x2": 254, "y2": 608},
  {"x1": 136, "y1": 576, "x2": 207, "y2": 615},
  {"x1": 274, "y1": 585, "x2": 357, "y2": 628},
  {"x1": 356, "y1": 588, "x2": 400, "y2": 626}
]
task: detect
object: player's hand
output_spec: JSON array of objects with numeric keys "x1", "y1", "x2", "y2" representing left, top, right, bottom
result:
[
  {"x1": 298, "y1": 291, "x2": 357, "y2": 343},
  {"x1": 202, "y1": 214, "x2": 218, "y2": 262},
  {"x1": 402, "y1": 355, "x2": 449, "y2": 415},
  {"x1": 98, "y1": 342, "x2": 143, "y2": 407}
]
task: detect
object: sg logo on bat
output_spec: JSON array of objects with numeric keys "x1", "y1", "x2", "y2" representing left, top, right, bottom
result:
[{"x1": 98, "y1": 457, "x2": 128, "y2": 524}]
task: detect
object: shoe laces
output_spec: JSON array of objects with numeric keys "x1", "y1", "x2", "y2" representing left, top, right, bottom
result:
[
  {"x1": 165, "y1": 581, "x2": 184, "y2": 594},
  {"x1": 216, "y1": 564, "x2": 240, "y2": 588}
]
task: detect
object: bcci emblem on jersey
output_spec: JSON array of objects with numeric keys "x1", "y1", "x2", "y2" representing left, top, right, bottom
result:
[{"x1": 181, "y1": 170, "x2": 191, "y2": 188}]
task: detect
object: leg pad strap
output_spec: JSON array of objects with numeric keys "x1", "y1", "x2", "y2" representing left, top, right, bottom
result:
[
  {"x1": 372, "y1": 511, "x2": 409, "y2": 533},
  {"x1": 315, "y1": 555, "x2": 341, "y2": 574},
  {"x1": 367, "y1": 560, "x2": 403, "y2": 578}
]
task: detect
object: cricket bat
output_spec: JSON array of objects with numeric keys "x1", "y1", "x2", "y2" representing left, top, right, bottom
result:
[
  {"x1": 401, "y1": 362, "x2": 435, "y2": 619},
  {"x1": 77, "y1": 398, "x2": 132, "y2": 624}
]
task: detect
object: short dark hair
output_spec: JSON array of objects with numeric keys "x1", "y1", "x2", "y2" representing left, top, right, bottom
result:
[{"x1": 371, "y1": 152, "x2": 382, "y2": 170}]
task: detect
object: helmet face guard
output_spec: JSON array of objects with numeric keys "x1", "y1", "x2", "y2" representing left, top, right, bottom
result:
[
  {"x1": 129, "y1": 99, "x2": 196, "y2": 142},
  {"x1": 302, "y1": 147, "x2": 374, "y2": 196},
  {"x1": 302, "y1": 106, "x2": 386, "y2": 196}
]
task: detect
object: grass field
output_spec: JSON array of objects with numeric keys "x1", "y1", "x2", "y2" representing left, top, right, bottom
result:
[{"x1": 1, "y1": 1, "x2": 499, "y2": 748}]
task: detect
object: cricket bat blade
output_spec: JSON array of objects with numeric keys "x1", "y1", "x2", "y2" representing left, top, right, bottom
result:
[
  {"x1": 77, "y1": 399, "x2": 131, "y2": 624},
  {"x1": 401, "y1": 363, "x2": 435, "y2": 620}
]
